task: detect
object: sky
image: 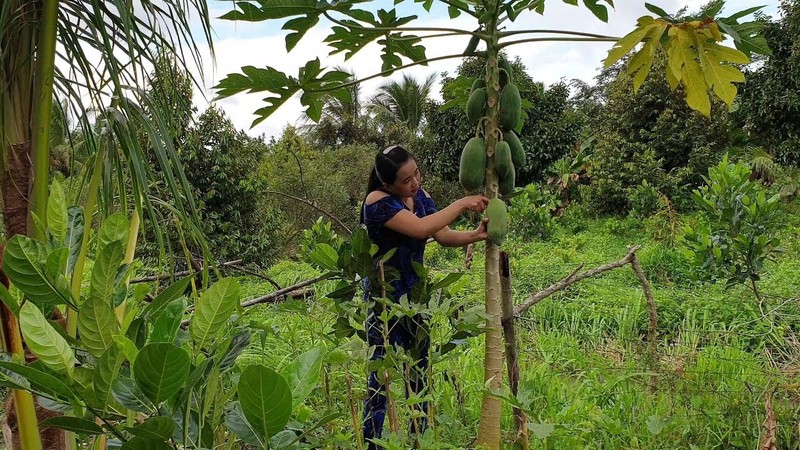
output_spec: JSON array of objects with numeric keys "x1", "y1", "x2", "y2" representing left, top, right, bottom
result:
[{"x1": 191, "y1": 0, "x2": 781, "y2": 140}]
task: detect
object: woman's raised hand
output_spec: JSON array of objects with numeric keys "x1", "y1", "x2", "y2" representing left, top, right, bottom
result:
[{"x1": 460, "y1": 195, "x2": 490, "y2": 213}]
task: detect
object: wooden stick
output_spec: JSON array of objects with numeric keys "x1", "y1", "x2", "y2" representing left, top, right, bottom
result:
[
  {"x1": 500, "y1": 252, "x2": 529, "y2": 449},
  {"x1": 630, "y1": 250, "x2": 658, "y2": 391},
  {"x1": 265, "y1": 190, "x2": 352, "y2": 234}
]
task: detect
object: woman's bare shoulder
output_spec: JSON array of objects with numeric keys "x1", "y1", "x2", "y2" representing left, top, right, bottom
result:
[{"x1": 365, "y1": 190, "x2": 391, "y2": 205}]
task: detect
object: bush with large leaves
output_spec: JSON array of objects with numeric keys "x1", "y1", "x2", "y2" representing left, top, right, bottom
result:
[{"x1": 0, "y1": 185, "x2": 334, "y2": 448}]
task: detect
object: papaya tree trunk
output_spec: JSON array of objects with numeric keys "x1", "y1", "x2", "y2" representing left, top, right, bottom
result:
[{"x1": 477, "y1": 40, "x2": 504, "y2": 448}]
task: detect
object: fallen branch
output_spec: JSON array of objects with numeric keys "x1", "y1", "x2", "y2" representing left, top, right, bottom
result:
[
  {"x1": 512, "y1": 245, "x2": 640, "y2": 318},
  {"x1": 130, "y1": 259, "x2": 242, "y2": 284},
  {"x1": 499, "y1": 252, "x2": 528, "y2": 450},
  {"x1": 228, "y1": 264, "x2": 282, "y2": 290},
  {"x1": 180, "y1": 274, "x2": 330, "y2": 328}
]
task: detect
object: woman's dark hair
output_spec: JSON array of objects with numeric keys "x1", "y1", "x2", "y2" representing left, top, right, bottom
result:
[{"x1": 360, "y1": 145, "x2": 413, "y2": 223}]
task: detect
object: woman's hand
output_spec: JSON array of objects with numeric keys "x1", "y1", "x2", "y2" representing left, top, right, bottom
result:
[
  {"x1": 473, "y1": 217, "x2": 489, "y2": 241},
  {"x1": 459, "y1": 195, "x2": 490, "y2": 213}
]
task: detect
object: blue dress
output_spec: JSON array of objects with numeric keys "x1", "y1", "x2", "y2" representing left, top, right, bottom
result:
[{"x1": 361, "y1": 189, "x2": 438, "y2": 446}]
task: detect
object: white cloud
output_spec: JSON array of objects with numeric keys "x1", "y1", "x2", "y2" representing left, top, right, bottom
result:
[{"x1": 196, "y1": 1, "x2": 780, "y2": 139}]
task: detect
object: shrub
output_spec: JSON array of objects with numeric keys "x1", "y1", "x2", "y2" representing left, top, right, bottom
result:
[
  {"x1": 682, "y1": 155, "x2": 783, "y2": 295},
  {"x1": 628, "y1": 180, "x2": 661, "y2": 219}
]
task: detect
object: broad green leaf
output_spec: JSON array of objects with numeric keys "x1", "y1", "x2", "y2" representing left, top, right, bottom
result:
[
  {"x1": 112, "y1": 371, "x2": 154, "y2": 413},
  {"x1": 644, "y1": 3, "x2": 670, "y2": 18},
  {"x1": 225, "y1": 401, "x2": 265, "y2": 447},
  {"x1": 89, "y1": 241, "x2": 125, "y2": 304},
  {"x1": 149, "y1": 297, "x2": 186, "y2": 344},
  {"x1": 309, "y1": 243, "x2": 339, "y2": 270},
  {"x1": 113, "y1": 335, "x2": 140, "y2": 364},
  {"x1": 120, "y1": 437, "x2": 171, "y2": 450},
  {"x1": 65, "y1": 206, "x2": 84, "y2": 275},
  {"x1": 96, "y1": 213, "x2": 129, "y2": 256},
  {"x1": 133, "y1": 343, "x2": 190, "y2": 405},
  {"x1": 190, "y1": 277, "x2": 240, "y2": 350},
  {"x1": 126, "y1": 416, "x2": 175, "y2": 440},
  {"x1": 219, "y1": 330, "x2": 251, "y2": 371},
  {"x1": 0, "y1": 282, "x2": 20, "y2": 316},
  {"x1": 141, "y1": 275, "x2": 192, "y2": 320},
  {"x1": 0, "y1": 361, "x2": 75, "y2": 401},
  {"x1": 3, "y1": 235, "x2": 73, "y2": 307},
  {"x1": 175, "y1": 357, "x2": 215, "y2": 407},
  {"x1": 221, "y1": 0, "x2": 325, "y2": 21},
  {"x1": 19, "y1": 302, "x2": 74, "y2": 379},
  {"x1": 47, "y1": 180, "x2": 68, "y2": 244},
  {"x1": 38, "y1": 417, "x2": 103, "y2": 435},
  {"x1": 281, "y1": 346, "x2": 325, "y2": 407},
  {"x1": 528, "y1": 422, "x2": 555, "y2": 439},
  {"x1": 238, "y1": 365, "x2": 292, "y2": 440},
  {"x1": 646, "y1": 415, "x2": 668, "y2": 435},
  {"x1": 78, "y1": 294, "x2": 119, "y2": 357},
  {"x1": 94, "y1": 342, "x2": 125, "y2": 412}
]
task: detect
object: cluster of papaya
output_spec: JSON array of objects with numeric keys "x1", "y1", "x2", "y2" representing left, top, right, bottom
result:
[{"x1": 458, "y1": 56, "x2": 524, "y2": 246}]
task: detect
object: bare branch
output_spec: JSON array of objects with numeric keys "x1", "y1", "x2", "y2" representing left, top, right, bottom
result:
[
  {"x1": 513, "y1": 246, "x2": 641, "y2": 317},
  {"x1": 630, "y1": 251, "x2": 657, "y2": 347}
]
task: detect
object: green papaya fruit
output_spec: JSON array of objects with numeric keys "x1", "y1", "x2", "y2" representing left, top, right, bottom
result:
[
  {"x1": 459, "y1": 137, "x2": 486, "y2": 191},
  {"x1": 499, "y1": 68, "x2": 511, "y2": 88},
  {"x1": 471, "y1": 78, "x2": 486, "y2": 93},
  {"x1": 499, "y1": 165, "x2": 515, "y2": 196},
  {"x1": 504, "y1": 130, "x2": 526, "y2": 168},
  {"x1": 486, "y1": 198, "x2": 508, "y2": 245},
  {"x1": 499, "y1": 83, "x2": 521, "y2": 130},
  {"x1": 466, "y1": 88, "x2": 487, "y2": 125},
  {"x1": 464, "y1": 35, "x2": 480, "y2": 55},
  {"x1": 498, "y1": 56, "x2": 514, "y2": 80},
  {"x1": 494, "y1": 141, "x2": 513, "y2": 179}
]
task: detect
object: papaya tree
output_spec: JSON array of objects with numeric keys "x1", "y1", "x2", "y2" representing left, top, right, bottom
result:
[{"x1": 214, "y1": 1, "x2": 770, "y2": 447}]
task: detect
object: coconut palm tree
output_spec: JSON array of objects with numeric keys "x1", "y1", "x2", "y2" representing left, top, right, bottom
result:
[
  {"x1": 368, "y1": 73, "x2": 437, "y2": 134},
  {"x1": 0, "y1": 1, "x2": 212, "y2": 448}
]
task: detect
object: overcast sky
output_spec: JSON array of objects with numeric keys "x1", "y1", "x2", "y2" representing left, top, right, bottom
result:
[{"x1": 192, "y1": 0, "x2": 781, "y2": 140}]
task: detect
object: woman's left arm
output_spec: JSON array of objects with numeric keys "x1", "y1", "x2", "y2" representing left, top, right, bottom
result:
[{"x1": 432, "y1": 218, "x2": 489, "y2": 247}]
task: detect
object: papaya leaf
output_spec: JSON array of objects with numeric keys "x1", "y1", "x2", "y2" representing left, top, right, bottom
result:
[
  {"x1": 190, "y1": 278, "x2": 240, "y2": 350},
  {"x1": 696, "y1": 34, "x2": 746, "y2": 107},
  {"x1": 19, "y1": 302, "x2": 74, "y2": 379},
  {"x1": 604, "y1": 17, "x2": 657, "y2": 68},
  {"x1": 625, "y1": 21, "x2": 668, "y2": 93}
]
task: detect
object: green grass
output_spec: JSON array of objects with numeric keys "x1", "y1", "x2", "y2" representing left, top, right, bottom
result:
[{"x1": 231, "y1": 216, "x2": 800, "y2": 449}]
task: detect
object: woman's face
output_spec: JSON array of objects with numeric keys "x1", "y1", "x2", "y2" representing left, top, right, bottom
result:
[{"x1": 386, "y1": 159, "x2": 421, "y2": 199}]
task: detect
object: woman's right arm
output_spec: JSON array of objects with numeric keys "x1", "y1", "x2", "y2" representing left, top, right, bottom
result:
[{"x1": 381, "y1": 195, "x2": 488, "y2": 239}]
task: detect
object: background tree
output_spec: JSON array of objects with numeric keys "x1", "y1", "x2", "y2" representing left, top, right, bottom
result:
[
  {"x1": 734, "y1": 0, "x2": 800, "y2": 165},
  {"x1": 368, "y1": 73, "x2": 437, "y2": 134}
]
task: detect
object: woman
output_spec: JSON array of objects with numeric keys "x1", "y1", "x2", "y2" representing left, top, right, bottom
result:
[{"x1": 360, "y1": 144, "x2": 489, "y2": 446}]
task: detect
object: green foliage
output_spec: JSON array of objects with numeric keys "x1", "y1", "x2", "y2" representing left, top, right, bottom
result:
[
  {"x1": 683, "y1": 155, "x2": 783, "y2": 289},
  {"x1": 508, "y1": 184, "x2": 558, "y2": 240},
  {"x1": 581, "y1": 54, "x2": 733, "y2": 214},
  {"x1": 628, "y1": 180, "x2": 661, "y2": 218},
  {"x1": 735, "y1": 0, "x2": 800, "y2": 164}
]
